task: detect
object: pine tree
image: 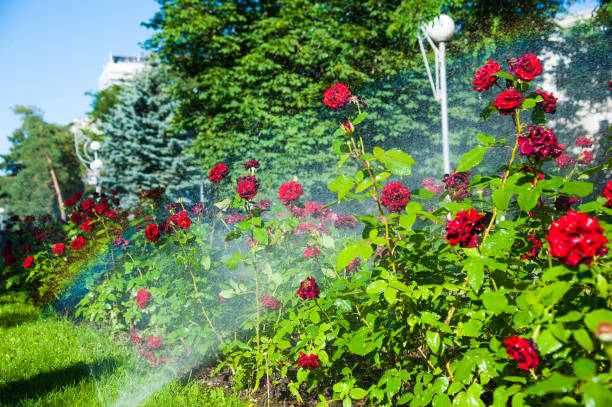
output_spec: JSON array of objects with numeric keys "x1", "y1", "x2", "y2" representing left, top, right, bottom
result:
[{"x1": 99, "y1": 63, "x2": 200, "y2": 208}]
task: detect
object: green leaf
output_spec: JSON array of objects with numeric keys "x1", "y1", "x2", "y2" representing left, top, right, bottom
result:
[
  {"x1": 214, "y1": 197, "x2": 232, "y2": 210},
  {"x1": 536, "y1": 329, "x2": 563, "y2": 355},
  {"x1": 201, "y1": 256, "x2": 211, "y2": 270},
  {"x1": 524, "y1": 374, "x2": 577, "y2": 396},
  {"x1": 481, "y1": 290, "x2": 508, "y2": 314},
  {"x1": 477, "y1": 133, "x2": 495, "y2": 145},
  {"x1": 353, "y1": 112, "x2": 368, "y2": 125},
  {"x1": 224, "y1": 230, "x2": 243, "y2": 242},
  {"x1": 584, "y1": 309, "x2": 612, "y2": 332},
  {"x1": 349, "y1": 387, "x2": 368, "y2": 400},
  {"x1": 337, "y1": 245, "x2": 359, "y2": 271},
  {"x1": 573, "y1": 358, "x2": 596, "y2": 379},
  {"x1": 348, "y1": 328, "x2": 375, "y2": 356},
  {"x1": 399, "y1": 214, "x2": 416, "y2": 231},
  {"x1": 253, "y1": 228, "x2": 268, "y2": 245},
  {"x1": 456, "y1": 145, "x2": 486, "y2": 172},
  {"x1": 426, "y1": 330, "x2": 440, "y2": 354},
  {"x1": 328, "y1": 175, "x2": 355, "y2": 199},
  {"x1": 310, "y1": 310, "x2": 321, "y2": 324},
  {"x1": 522, "y1": 98, "x2": 536, "y2": 110},
  {"x1": 531, "y1": 108, "x2": 546, "y2": 126},
  {"x1": 516, "y1": 184, "x2": 540, "y2": 212},
  {"x1": 383, "y1": 287, "x2": 397, "y2": 304},
  {"x1": 492, "y1": 188, "x2": 510, "y2": 211},
  {"x1": 493, "y1": 71, "x2": 515, "y2": 80},
  {"x1": 432, "y1": 394, "x2": 451, "y2": 407},
  {"x1": 465, "y1": 258, "x2": 485, "y2": 291},
  {"x1": 381, "y1": 149, "x2": 416, "y2": 176},
  {"x1": 560, "y1": 181, "x2": 593, "y2": 197},
  {"x1": 581, "y1": 380, "x2": 612, "y2": 407},
  {"x1": 366, "y1": 280, "x2": 387, "y2": 295}
]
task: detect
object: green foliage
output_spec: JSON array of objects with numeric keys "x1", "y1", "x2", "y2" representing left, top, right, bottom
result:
[{"x1": 86, "y1": 84, "x2": 123, "y2": 124}]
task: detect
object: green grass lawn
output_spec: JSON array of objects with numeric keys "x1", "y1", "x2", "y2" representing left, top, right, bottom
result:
[{"x1": 0, "y1": 296, "x2": 247, "y2": 407}]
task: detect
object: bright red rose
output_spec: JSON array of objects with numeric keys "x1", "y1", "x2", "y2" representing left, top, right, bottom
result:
[
  {"x1": 535, "y1": 90, "x2": 558, "y2": 114},
  {"x1": 297, "y1": 351, "x2": 319, "y2": 370},
  {"x1": 104, "y1": 209, "x2": 117, "y2": 219},
  {"x1": 522, "y1": 234, "x2": 543, "y2": 260},
  {"x1": 244, "y1": 159, "x2": 260, "y2": 170},
  {"x1": 278, "y1": 181, "x2": 303, "y2": 205},
  {"x1": 80, "y1": 200, "x2": 95, "y2": 211},
  {"x1": 494, "y1": 89, "x2": 525, "y2": 115},
  {"x1": 296, "y1": 277, "x2": 320, "y2": 300},
  {"x1": 52, "y1": 243, "x2": 65, "y2": 255},
  {"x1": 95, "y1": 200, "x2": 109, "y2": 215},
  {"x1": 237, "y1": 180, "x2": 258, "y2": 200},
  {"x1": 22, "y1": 256, "x2": 35, "y2": 268},
  {"x1": 576, "y1": 137, "x2": 594, "y2": 147},
  {"x1": 472, "y1": 59, "x2": 501, "y2": 91},
  {"x1": 176, "y1": 213, "x2": 191, "y2": 229},
  {"x1": 64, "y1": 197, "x2": 76, "y2": 207},
  {"x1": 445, "y1": 209, "x2": 486, "y2": 248},
  {"x1": 347, "y1": 257, "x2": 361, "y2": 273},
  {"x1": 380, "y1": 182, "x2": 410, "y2": 212},
  {"x1": 546, "y1": 210, "x2": 608, "y2": 266},
  {"x1": 303, "y1": 245, "x2": 320, "y2": 258},
  {"x1": 508, "y1": 54, "x2": 543, "y2": 81},
  {"x1": 323, "y1": 82, "x2": 351, "y2": 110},
  {"x1": 136, "y1": 288, "x2": 152, "y2": 308},
  {"x1": 130, "y1": 332, "x2": 142, "y2": 344},
  {"x1": 145, "y1": 224, "x2": 161, "y2": 242},
  {"x1": 209, "y1": 163, "x2": 229, "y2": 183},
  {"x1": 518, "y1": 126, "x2": 564, "y2": 161},
  {"x1": 72, "y1": 191, "x2": 82, "y2": 201},
  {"x1": 504, "y1": 336, "x2": 539, "y2": 370},
  {"x1": 81, "y1": 219, "x2": 94, "y2": 232},
  {"x1": 604, "y1": 180, "x2": 612, "y2": 209},
  {"x1": 70, "y1": 236, "x2": 87, "y2": 250},
  {"x1": 261, "y1": 294, "x2": 282, "y2": 311},
  {"x1": 145, "y1": 336, "x2": 163, "y2": 350}
]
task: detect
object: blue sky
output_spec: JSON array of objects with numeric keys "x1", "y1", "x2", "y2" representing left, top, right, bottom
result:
[{"x1": 0, "y1": 0, "x2": 599, "y2": 156}]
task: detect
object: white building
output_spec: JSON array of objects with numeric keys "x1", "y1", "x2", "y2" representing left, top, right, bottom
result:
[{"x1": 97, "y1": 54, "x2": 145, "y2": 90}]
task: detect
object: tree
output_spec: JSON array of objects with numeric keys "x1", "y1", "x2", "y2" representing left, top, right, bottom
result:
[
  {"x1": 0, "y1": 107, "x2": 84, "y2": 219},
  {"x1": 86, "y1": 84, "x2": 123, "y2": 124},
  {"x1": 99, "y1": 63, "x2": 200, "y2": 208}
]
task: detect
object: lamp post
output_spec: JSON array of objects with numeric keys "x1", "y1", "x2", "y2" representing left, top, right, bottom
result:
[
  {"x1": 0, "y1": 207, "x2": 4, "y2": 231},
  {"x1": 72, "y1": 120, "x2": 103, "y2": 194},
  {"x1": 418, "y1": 14, "x2": 455, "y2": 175}
]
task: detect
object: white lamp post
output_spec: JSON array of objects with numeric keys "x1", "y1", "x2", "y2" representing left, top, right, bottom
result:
[
  {"x1": 418, "y1": 14, "x2": 455, "y2": 175},
  {"x1": 72, "y1": 121, "x2": 103, "y2": 194},
  {"x1": 0, "y1": 207, "x2": 4, "y2": 231}
]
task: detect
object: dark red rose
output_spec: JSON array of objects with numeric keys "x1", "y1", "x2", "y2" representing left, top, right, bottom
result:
[
  {"x1": 278, "y1": 181, "x2": 303, "y2": 205},
  {"x1": 136, "y1": 288, "x2": 152, "y2": 308},
  {"x1": 303, "y1": 245, "x2": 320, "y2": 258},
  {"x1": 237, "y1": 175, "x2": 260, "y2": 190},
  {"x1": 578, "y1": 150, "x2": 593, "y2": 165},
  {"x1": 535, "y1": 90, "x2": 558, "y2": 114},
  {"x1": 34, "y1": 231, "x2": 47, "y2": 241},
  {"x1": 261, "y1": 294, "x2": 282, "y2": 311},
  {"x1": 445, "y1": 209, "x2": 486, "y2": 248},
  {"x1": 522, "y1": 234, "x2": 543, "y2": 260},
  {"x1": 176, "y1": 213, "x2": 191, "y2": 229},
  {"x1": 145, "y1": 336, "x2": 163, "y2": 350},
  {"x1": 24, "y1": 215, "x2": 35, "y2": 223},
  {"x1": 4, "y1": 254, "x2": 16, "y2": 266},
  {"x1": 145, "y1": 224, "x2": 161, "y2": 242},
  {"x1": 81, "y1": 219, "x2": 94, "y2": 232},
  {"x1": 576, "y1": 137, "x2": 594, "y2": 147},
  {"x1": 95, "y1": 200, "x2": 109, "y2": 215},
  {"x1": 80, "y1": 200, "x2": 95, "y2": 211},
  {"x1": 259, "y1": 199, "x2": 271, "y2": 209},
  {"x1": 23, "y1": 256, "x2": 35, "y2": 268},
  {"x1": 297, "y1": 351, "x2": 319, "y2": 370},
  {"x1": 111, "y1": 189, "x2": 118, "y2": 195},
  {"x1": 342, "y1": 121, "x2": 354, "y2": 133},
  {"x1": 504, "y1": 336, "x2": 539, "y2": 370},
  {"x1": 472, "y1": 59, "x2": 501, "y2": 91},
  {"x1": 443, "y1": 170, "x2": 472, "y2": 199},
  {"x1": 296, "y1": 277, "x2": 320, "y2": 300},
  {"x1": 604, "y1": 180, "x2": 612, "y2": 209},
  {"x1": 72, "y1": 191, "x2": 82, "y2": 201},
  {"x1": 554, "y1": 196, "x2": 580, "y2": 211},
  {"x1": 556, "y1": 153, "x2": 575, "y2": 169},
  {"x1": 380, "y1": 182, "x2": 410, "y2": 212},
  {"x1": 209, "y1": 163, "x2": 229, "y2": 183},
  {"x1": 333, "y1": 214, "x2": 358, "y2": 229},
  {"x1": 70, "y1": 236, "x2": 87, "y2": 250},
  {"x1": 64, "y1": 197, "x2": 76, "y2": 208},
  {"x1": 518, "y1": 126, "x2": 564, "y2": 161},
  {"x1": 508, "y1": 54, "x2": 543, "y2": 81},
  {"x1": 21, "y1": 244, "x2": 31, "y2": 253},
  {"x1": 244, "y1": 159, "x2": 260, "y2": 170},
  {"x1": 70, "y1": 213, "x2": 81, "y2": 224},
  {"x1": 237, "y1": 180, "x2": 258, "y2": 200},
  {"x1": 52, "y1": 243, "x2": 65, "y2": 255},
  {"x1": 494, "y1": 89, "x2": 525, "y2": 115},
  {"x1": 323, "y1": 83, "x2": 351, "y2": 110},
  {"x1": 130, "y1": 332, "x2": 142, "y2": 344},
  {"x1": 546, "y1": 210, "x2": 608, "y2": 266},
  {"x1": 104, "y1": 209, "x2": 117, "y2": 219}
]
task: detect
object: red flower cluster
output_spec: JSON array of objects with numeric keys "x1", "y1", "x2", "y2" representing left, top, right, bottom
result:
[
  {"x1": 209, "y1": 163, "x2": 229, "y2": 183},
  {"x1": 522, "y1": 234, "x2": 543, "y2": 260},
  {"x1": 23, "y1": 256, "x2": 35, "y2": 268},
  {"x1": 244, "y1": 159, "x2": 260, "y2": 170},
  {"x1": 347, "y1": 257, "x2": 361, "y2": 273},
  {"x1": 297, "y1": 352, "x2": 319, "y2": 370},
  {"x1": 333, "y1": 214, "x2": 358, "y2": 229},
  {"x1": 303, "y1": 245, "x2": 320, "y2": 258},
  {"x1": 518, "y1": 126, "x2": 564, "y2": 161},
  {"x1": 380, "y1": 182, "x2": 410, "y2": 212},
  {"x1": 130, "y1": 332, "x2": 143, "y2": 344},
  {"x1": 342, "y1": 121, "x2": 354, "y2": 133},
  {"x1": 145, "y1": 224, "x2": 161, "y2": 242},
  {"x1": 604, "y1": 181, "x2": 612, "y2": 208},
  {"x1": 546, "y1": 210, "x2": 608, "y2": 266},
  {"x1": 136, "y1": 288, "x2": 152, "y2": 308},
  {"x1": 225, "y1": 212, "x2": 247, "y2": 225},
  {"x1": 556, "y1": 153, "x2": 575, "y2": 169},
  {"x1": 52, "y1": 243, "x2": 65, "y2": 255},
  {"x1": 323, "y1": 83, "x2": 351, "y2": 110},
  {"x1": 70, "y1": 236, "x2": 87, "y2": 250},
  {"x1": 578, "y1": 150, "x2": 593, "y2": 165},
  {"x1": 504, "y1": 336, "x2": 539, "y2": 370},
  {"x1": 261, "y1": 294, "x2": 282, "y2": 311},
  {"x1": 278, "y1": 181, "x2": 303, "y2": 205},
  {"x1": 576, "y1": 137, "x2": 594, "y2": 147},
  {"x1": 171, "y1": 211, "x2": 192, "y2": 229},
  {"x1": 472, "y1": 59, "x2": 501, "y2": 91},
  {"x1": 494, "y1": 89, "x2": 525, "y2": 115},
  {"x1": 296, "y1": 277, "x2": 320, "y2": 300},
  {"x1": 535, "y1": 90, "x2": 557, "y2": 114},
  {"x1": 443, "y1": 171, "x2": 471, "y2": 199},
  {"x1": 508, "y1": 54, "x2": 543, "y2": 81},
  {"x1": 145, "y1": 335, "x2": 163, "y2": 350},
  {"x1": 445, "y1": 209, "x2": 486, "y2": 248},
  {"x1": 237, "y1": 178, "x2": 259, "y2": 200}
]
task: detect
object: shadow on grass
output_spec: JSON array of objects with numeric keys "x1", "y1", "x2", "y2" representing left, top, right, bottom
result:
[
  {"x1": 0, "y1": 357, "x2": 120, "y2": 405},
  {"x1": 0, "y1": 308, "x2": 38, "y2": 328}
]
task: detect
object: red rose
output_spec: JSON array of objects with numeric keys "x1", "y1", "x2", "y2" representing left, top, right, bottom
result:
[
  {"x1": 508, "y1": 54, "x2": 543, "y2": 81},
  {"x1": 342, "y1": 121, "x2": 354, "y2": 133},
  {"x1": 472, "y1": 59, "x2": 501, "y2": 91},
  {"x1": 333, "y1": 215, "x2": 358, "y2": 229},
  {"x1": 80, "y1": 200, "x2": 95, "y2": 211},
  {"x1": 72, "y1": 191, "x2": 82, "y2": 201},
  {"x1": 244, "y1": 159, "x2": 260, "y2": 170},
  {"x1": 259, "y1": 199, "x2": 271, "y2": 209},
  {"x1": 136, "y1": 288, "x2": 152, "y2": 308},
  {"x1": 145, "y1": 336, "x2": 163, "y2": 350},
  {"x1": 145, "y1": 224, "x2": 161, "y2": 242},
  {"x1": 4, "y1": 254, "x2": 16, "y2": 266},
  {"x1": 578, "y1": 150, "x2": 593, "y2": 165},
  {"x1": 323, "y1": 82, "x2": 351, "y2": 110},
  {"x1": 556, "y1": 153, "x2": 575, "y2": 168},
  {"x1": 52, "y1": 243, "x2": 65, "y2": 255},
  {"x1": 104, "y1": 209, "x2": 117, "y2": 219},
  {"x1": 380, "y1": 182, "x2": 410, "y2": 212},
  {"x1": 237, "y1": 180, "x2": 258, "y2": 200},
  {"x1": 303, "y1": 245, "x2": 320, "y2": 258},
  {"x1": 445, "y1": 209, "x2": 486, "y2": 248},
  {"x1": 130, "y1": 332, "x2": 142, "y2": 344},
  {"x1": 443, "y1": 171, "x2": 472, "y2": 199},
  {"x1": 95, "y1": 200, "x2": 109, "y2": 215},
  {"x1": 522, "y1": 234, "x2": 543, "y2": 260},
  {"x1": 494, "y1": 89, "x2": 525, "y2": 115},
  {"x1": 209, "y1": 163, "x2": 229, "y2": 183},
  {"x1": 518, "y1": 126, "x2": 564, "y2": 161},
  {"x1": 23, "y1": 256, "x2": 35, "y2": 268},
  {"x1": 604, "y1": 180, "x2": 612, "y2": 209},
  {"x1": 111, "y1": 189, "x2": 118, "y2": 195},
  {"x1": 546, "y1": 210, "x2": 608, "y2": 266},
  {"x1": 297, "y1": 351, "x2": 319, "y2": 370},
  {"x1": 70, "y1": 213, "x2": 81, "y2": 224},
  {"x1": 504, "y1": 336, "x2": 539, "y2": 370},
  {"x1": 535, "y1": 90, "x2": 558, "y2": 114},
  {"x1": 175, "y1": 212, "x2": 191, "y2": 229},
  {"x1": 576, "y1": 137, "x2": 594, "y2": 147},
  {"x1": 81, "y1": 219, "x2": 94, "y2": 232},
  {"x1": 278, "y1": 181, "x2": 303, "y2": 205},
  {"x1": 261, "y1": 294, "x2": 282, "y2": 311},
  {"x1": 422, "y1": 177, "x2": 444, "y2": 194},
  {"x1": 64, "y1": 197, "x2": 76, "y2": 208},
  {"x1": 225, "y1": 212, "x2": 247, "y2": 225},
  {"x1": 70, "y1": 236, "x2": 87, "y2": 250},
  {"x1": 296, "y1": 277, "x2": 320, "y2": 300}
]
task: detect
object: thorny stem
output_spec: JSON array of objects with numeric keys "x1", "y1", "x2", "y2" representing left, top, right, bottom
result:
[
  {"x1": 314, "y1": 298, "x2": 332, "y2": 325},
  {"x1": 417, "y1": 347, "x2": 436, "y2": 371},
  {"x1": 355, "y1": 303, "x2": 374, "y2": 334}
]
